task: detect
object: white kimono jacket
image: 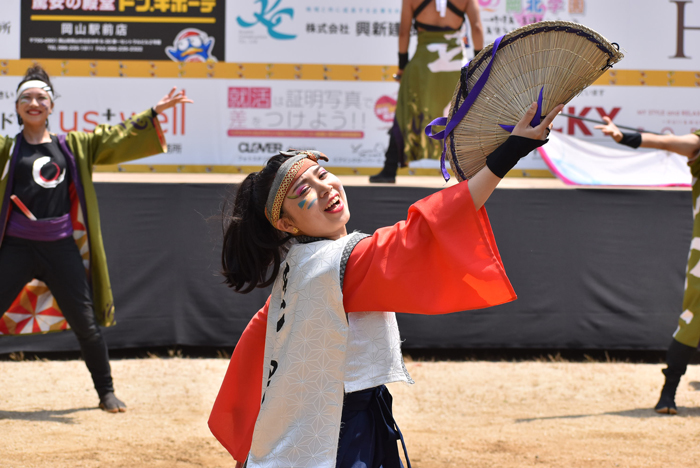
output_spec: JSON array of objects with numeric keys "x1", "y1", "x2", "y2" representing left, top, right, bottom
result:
[{"x1": 247, "y1": 233, "x2": 413, "y2": 468}]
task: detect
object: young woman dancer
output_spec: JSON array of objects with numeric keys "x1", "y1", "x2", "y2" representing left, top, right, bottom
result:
[
  {"x1": 0, "y1": 65, "x2": 192, "y2": 412},
  {"x1": 210, "y1": 102, "x2": 563, "y2": 467}
]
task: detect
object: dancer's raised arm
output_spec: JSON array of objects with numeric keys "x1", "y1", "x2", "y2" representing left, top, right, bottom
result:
[
  {"x1": 595, "y1": 116, "x2": 700, "y2": 159},
  {"x1": 469, "y1": 102, "x2": 564, "y2": 210}
]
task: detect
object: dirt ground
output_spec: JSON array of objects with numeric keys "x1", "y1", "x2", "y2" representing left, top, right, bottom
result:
[{"x1": 3, "y1": 356, "x2": 700, "y2": 468}]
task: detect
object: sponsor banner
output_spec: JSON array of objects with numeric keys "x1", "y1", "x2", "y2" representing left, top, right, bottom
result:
[
  {"x1": 227, "y1": 0, "x2": 406, "y2": 65},
  {"x1": 226, "y1": 0, "x2": 700, "y2": 71},
  {"x1": 0, "y1": 0, "x2": 696, "y2": 172},
  {"x1": 477, "y1": 0, "x2": 700, "y2": 72},
  {"x1": 0, "y1": 75, "x2": 218, "y2": 165},
  {"x1": 0, "y1": 76, "x2": 397, "y2": 167},
  {"x1": 0, "y1": 80, "x2": 696, "y2": 171},
  {"x1": 562, "y1": 86, "x2": 700, "y2": 148},
  {"x1": 0, "y1": 3, "x2": 20, "y2": 60},
  {"x1": 225, "y1": 80, "x2": 396, "y2": 166},
  {"x1": 20, "y1": 0, "x2": 224, "y2": 62},
  {"x1": 0, "y1": 77, "x2": 688, "y2": 167},
  {"x1": 511, "y1": 85, "x2": 700, "y2": 171}
]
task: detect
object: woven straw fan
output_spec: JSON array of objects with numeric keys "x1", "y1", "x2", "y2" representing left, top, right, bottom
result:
[{"x1": 443, "y1": 21, "x2": 624, "y2": 181}]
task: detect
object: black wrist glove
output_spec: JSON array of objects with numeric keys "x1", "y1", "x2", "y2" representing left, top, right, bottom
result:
[
  {"x1": 151, "y1": 107, "x2": 159, "y2": 117},
  {"x1": 618, "y1": 132, "x2": 641, "y2": 149},
  {"x1": 474, "y1": 49, "x2": 482, "y2": 56},
  {"x1": 398, "y1": 52, "x2": 409, "y2": 70},
  {"x1": 486, "y1": 135, "x2": 547, "y2": 178}
]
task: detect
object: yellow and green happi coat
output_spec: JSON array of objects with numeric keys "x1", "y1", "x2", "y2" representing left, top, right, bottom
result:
[
  {"x1": 0, "y1": 109, "x2": 166, "y2": 336},
  {"x1": 674, "y1": 130, "x2": 700, "y2": 348},
  {"x1": 395, "y1": 30, "x2": 464, "y2": 162}
]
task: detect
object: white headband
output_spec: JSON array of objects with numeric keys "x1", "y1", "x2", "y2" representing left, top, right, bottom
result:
[{"x1": 17, "y1": 80, "x2": 54, "y2": 102}]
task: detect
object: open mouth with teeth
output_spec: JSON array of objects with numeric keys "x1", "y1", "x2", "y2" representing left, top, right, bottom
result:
[{"x1": 325, "y1": 194, "x2": 342, "y2": 212}]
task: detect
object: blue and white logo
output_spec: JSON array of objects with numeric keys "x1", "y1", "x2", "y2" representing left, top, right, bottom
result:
[{"x1": 237, "y1": 0, "x2": 297, "y2": 40}]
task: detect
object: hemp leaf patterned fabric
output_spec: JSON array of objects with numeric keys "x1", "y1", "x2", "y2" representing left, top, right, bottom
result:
[
  {"x1": 250, "y1": 238, "x2": 348, "y2": 468},
  {"x1": 248, "y1": 233, "x2": 412, "y2": 468}
]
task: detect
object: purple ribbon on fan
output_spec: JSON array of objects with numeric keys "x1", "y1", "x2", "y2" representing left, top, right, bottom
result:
[{"x1": 425, "y1": 34, "x2": 546, "y2": 181}]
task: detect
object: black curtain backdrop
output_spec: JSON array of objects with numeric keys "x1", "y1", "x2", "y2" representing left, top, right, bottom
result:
[{"x1": 0, "y1": 183, "x2": 692, "y2": 353}]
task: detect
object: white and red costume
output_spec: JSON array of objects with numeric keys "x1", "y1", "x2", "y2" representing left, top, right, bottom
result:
[{"x1": 209, "y1": 180, "x2": 516, "y2": 466}]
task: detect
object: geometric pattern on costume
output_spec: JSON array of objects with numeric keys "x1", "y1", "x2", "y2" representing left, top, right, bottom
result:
[
  {"x1": 343, "y1": 234, "x2": 414, "y2": 393},
  {"x1": 673, "y1": 130, "x2": 700, "y2": 348},
  {"x1": 0, "y1": 279, "x2": 69, "y2": 335},
  {"x1": 248, "y1": 233, "x2": 412, "y2": 468}
]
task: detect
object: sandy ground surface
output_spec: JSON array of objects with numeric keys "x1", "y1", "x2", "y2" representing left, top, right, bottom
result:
[{"x1": 3, "y1": 357, "x2": 700, "y2": 468}]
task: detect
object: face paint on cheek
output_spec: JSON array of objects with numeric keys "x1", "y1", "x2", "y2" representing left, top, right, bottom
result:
[
  {"x1": 297, "y1": 199, "x2": 306, "y2": 209},
  {"x1": 307, "y1": 198, "x2": 317, "y2": 210}
]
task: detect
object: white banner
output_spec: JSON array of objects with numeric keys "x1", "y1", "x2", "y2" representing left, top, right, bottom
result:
[
  {"x1": 0, "y1": 0, "x2": 696, "y2": 171},
  {"x1": 477, "y1": 0, "x2": 700, "y2": 71},
  {"x1": 559, "y1": 86, "x2": 700, "y2": 148},
  {"x1": 0, "y1": 2, "x2": 19, "y2": 60},
  {"x1": 226, "y1": 0, "x2": 700, "y2": 71},
  {"x1": 538, "y1": 130, "x2": 691, "y2": 186},
  {"x1": 0, "y1": 75, "x2": 397, "y2": 167},
  {"x1": 226, "y1": 1, "x2": 403, "y2": 65},
  {"x1": 0, "y1": 76, "x2": 216, "y2": 166},
  {"x1": 223, "y1": 80, "x2": 396, "y2": 166}
]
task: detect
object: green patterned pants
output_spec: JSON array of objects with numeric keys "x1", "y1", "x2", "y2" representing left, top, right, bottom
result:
[{"x1": 674, "y1": 238, "x2": 700, "y2": 348}]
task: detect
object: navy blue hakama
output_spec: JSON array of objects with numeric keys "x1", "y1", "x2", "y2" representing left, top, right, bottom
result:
[{"x1": 336, "y1": 385, "x2": 411, "y2": 468}]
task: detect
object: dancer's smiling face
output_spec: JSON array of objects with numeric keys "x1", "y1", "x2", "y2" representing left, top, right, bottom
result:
[
  {"x1": 277, "y1": 164, "x2": 350, "y2": 240},
  {"x1": 16, "y1": 88, "x2": 53, "y2": 127}
]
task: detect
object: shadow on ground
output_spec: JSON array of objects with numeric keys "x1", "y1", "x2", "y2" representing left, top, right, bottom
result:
[
  {"x1": 515, "y1": 406, "x2": 700, "y2": 423},
  {"x1": 0, "y1": 407, "x2": 96, "y2": 424}
]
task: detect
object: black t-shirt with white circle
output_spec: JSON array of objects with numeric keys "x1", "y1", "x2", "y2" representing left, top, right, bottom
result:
[{"x1": 12, "y1": 135, "x2": 72, "y2": 220}]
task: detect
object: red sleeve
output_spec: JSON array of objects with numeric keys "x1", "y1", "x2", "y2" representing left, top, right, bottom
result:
[
  {"x1": 208, "y1": 297, "x2": 269, "y2": 463},
  {"x1": 343, "y1": 180, "x2": 516, "y2": 314}
]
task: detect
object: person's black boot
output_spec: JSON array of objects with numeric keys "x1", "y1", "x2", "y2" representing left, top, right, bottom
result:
[
  {"x1": 654, "y1": 339, "x2": 696, "y2": 414},
  {"x1": 655, "y1": 368, "x2": 681, "y2": 414},
  {"x1": 369, "y1": 166, "x2": 397, "y2": 183},
  {"x1": 370, "y1": 123, "x2": 401, "y2": 183}
]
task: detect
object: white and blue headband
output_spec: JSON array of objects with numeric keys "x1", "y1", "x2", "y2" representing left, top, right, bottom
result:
[{"x1": 16, "y1": 80, "x2": 55, "y2": 102}]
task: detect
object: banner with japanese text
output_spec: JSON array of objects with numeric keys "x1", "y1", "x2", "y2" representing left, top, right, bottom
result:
[
  {"x1": 0, "y1": 75, "x2": 396, "y2": 168},
  {"x1": 226, "y1": 1, "x2": 404, "y2": 66},
  {"x1": 0, "y1": 0, "x2": 696, "y2": 172},
  {"x1": 225, "y1": 80, "x2": 396, "y2": 167},
  {"x1": 475, "y1": 0, "x2": 700, "y2": 156},
  {"x1": 21, "y1": 0, "x2": 224, "y2": 61}
]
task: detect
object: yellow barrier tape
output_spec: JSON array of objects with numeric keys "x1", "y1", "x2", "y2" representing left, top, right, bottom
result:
[
  {"x1": 0, "y1": 59, "x2": 395, "y2": 80},
  {"x1": 2, "y1": 59, "x2": 695, "y2": 85},
  {"x1": 595, "y1": 69, "x2": 700, "y2": 87}
]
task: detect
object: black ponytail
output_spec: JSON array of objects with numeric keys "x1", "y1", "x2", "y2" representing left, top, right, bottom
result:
[
  {"x1": 221, "y1": 154, "x2": 294, "y2": 293},
  {"x1": 17, "y1": 64, "x2": 55, "y2": 92}
]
